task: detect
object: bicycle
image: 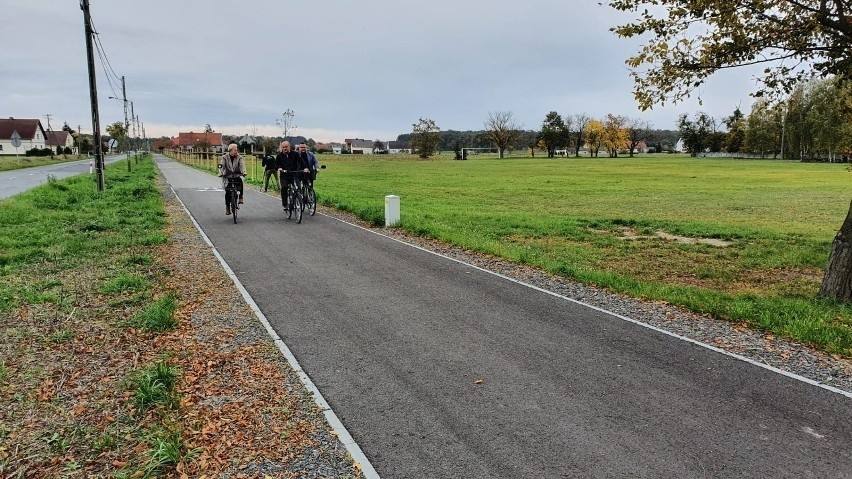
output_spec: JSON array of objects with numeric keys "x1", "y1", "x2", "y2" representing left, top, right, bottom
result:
[
  {"x1": 300, "y1": 165, "x2": 326, "y2": 216},
  {"x1": 281, "y1": 171, "x2": 303, "y2": 224},
  {"x1": 224, "y1": 176, "x2": 243, "y2": 224}
]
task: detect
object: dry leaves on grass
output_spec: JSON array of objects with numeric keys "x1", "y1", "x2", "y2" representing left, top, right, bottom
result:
[{"x1": 0, "y1": 176, "x2": 362, "y2": 478}]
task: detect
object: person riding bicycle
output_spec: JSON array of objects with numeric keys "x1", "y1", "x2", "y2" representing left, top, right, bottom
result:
[
  {"x1": 276, "y1": 141, "x2": 309, "y2": 210},
  {"x1": 297, "y1": 142, "x2": 320, "y2": 187},
  {"x1": 219, "y1": 143, "x2": 246, "y2": 215}
]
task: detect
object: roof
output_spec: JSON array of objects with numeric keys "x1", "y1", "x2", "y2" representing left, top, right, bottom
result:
[
  {"x1": 173, "y1": 132, "x2": 224, "y2": 147},
  {"x1": 387, "y1": 140, "x2": 410, "y2": 149},
  {"x1": 0, "y1": 118, "x2": 44, "y2": 141},
  {"x1": 346, "y1": 138, "x2": 374, "y2": 148},
  {"x1": 46, "y1": 130, "x2": 71, "y2": 147}
]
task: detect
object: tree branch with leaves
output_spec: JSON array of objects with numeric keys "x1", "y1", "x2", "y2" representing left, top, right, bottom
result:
[{"x1": 605, "y1": 0, "x2": 852, "y2": 109}]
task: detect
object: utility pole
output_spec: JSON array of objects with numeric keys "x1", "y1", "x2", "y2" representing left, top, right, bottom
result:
[
  {"x1": 44, "y1": 113, "x2": 55, "y2": 156},
  {"x1": 121, "y1": 76, "x2": 131, "y2": 171},
  {"x1": 130, "y1": 101, "x2": 137, "y2": 158},
  {"x1": 81, "y1": 0, "x2": 104, "y2": 191}
]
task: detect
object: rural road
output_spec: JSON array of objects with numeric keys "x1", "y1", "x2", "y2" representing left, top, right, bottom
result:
[
  {"x1": 0, "y1": 153, "x2": 125, "y2": 199},
  {"x1": 156, "y1": 155, "x2": 852, "y2": 477}
]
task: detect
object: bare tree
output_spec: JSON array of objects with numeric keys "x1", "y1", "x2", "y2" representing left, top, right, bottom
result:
[
  {"x1": 483, "y1": 111, "x2": 522, "y2": 159},
  {"x1": 276, "y1": 109, "x2": 297, "y2": 138},
  {"x1": 626, "y1": 118, "x2": 653, "y2": 157},
  {"x1": 571, "y1": 113, "x2": 591, "y2": 157}
]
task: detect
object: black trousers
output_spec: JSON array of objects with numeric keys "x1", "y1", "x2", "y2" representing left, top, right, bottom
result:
[
  {"x1": 224, "y1": 177, "x2": 243, "y2": 206},
  {"x1": 263, "y1": 169, "x2": 278, "y2": 191},
  {"x1": 280, "y1": 173, "x2": 299, "y2": 206}
]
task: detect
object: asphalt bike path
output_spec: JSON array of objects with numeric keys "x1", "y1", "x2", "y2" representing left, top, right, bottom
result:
[
  {"x1": 154, "y1": 155, "x2": 852, "y2": 478},
  {"x1": 0, "y1": 153, "x2": 127, "y2": 199}
]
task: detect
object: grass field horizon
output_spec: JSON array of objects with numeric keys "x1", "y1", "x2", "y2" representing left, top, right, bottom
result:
[{"x1": 311, "y1": 153, "x2": 852, "y2": 355}]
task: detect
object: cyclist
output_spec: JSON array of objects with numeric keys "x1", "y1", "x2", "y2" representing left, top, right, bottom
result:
[
  {"x1": 276, "y1": 141, "x2": 309, "y2": 210},
  {"x1": 297, "y1": 142, "x2": 320, "y2": 187},
  {"x1": 219, "y1": 143, "x2": 246, "y2": 215}
]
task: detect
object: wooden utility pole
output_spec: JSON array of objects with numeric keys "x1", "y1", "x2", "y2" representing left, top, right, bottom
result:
[
  {"x1": 81, "y1": 0, "x2": 105, "y2": 191},
  {"x1": 121, "y1": 76, "x2": 131, "y2": 171}
]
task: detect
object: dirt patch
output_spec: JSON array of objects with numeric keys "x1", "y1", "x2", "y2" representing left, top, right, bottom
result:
[{"x1": 619, "y1": 227, "x2": 733, "y2": 247}]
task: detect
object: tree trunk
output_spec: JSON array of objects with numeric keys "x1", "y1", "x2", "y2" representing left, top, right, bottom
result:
[{"x1": 819, "y1": 200, "x2": 852, "y2": 302}]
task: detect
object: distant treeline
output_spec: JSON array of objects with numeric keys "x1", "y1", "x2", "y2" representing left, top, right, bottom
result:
[{"x1": 396, "y1": 129, "x2": 682, "y2": 153}]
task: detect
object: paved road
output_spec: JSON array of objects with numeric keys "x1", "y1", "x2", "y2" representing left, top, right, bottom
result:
[
  {"x1": 0, "y1": 154, "x2": 126, "y2": 199},
  {"x1": 155, "y1": 155, "x2": 852, "y2": 478}
]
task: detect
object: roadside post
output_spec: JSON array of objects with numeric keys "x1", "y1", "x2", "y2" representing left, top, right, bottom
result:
[{"x1": 385, "y1": 195, "x2": 400, "y2": 227}]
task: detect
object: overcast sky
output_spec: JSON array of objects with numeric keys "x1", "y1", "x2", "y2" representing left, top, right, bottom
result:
[{"x1": 2, "y1": 0, "x2": 762, "y2": 142}]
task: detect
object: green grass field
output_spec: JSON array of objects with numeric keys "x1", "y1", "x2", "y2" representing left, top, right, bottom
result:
[
  {"x1": 310, "y1": 153, "x2": 852, "y2": 355},
  {"x1": 0, "y1": 154, "x2": 89, "y2": 172}
]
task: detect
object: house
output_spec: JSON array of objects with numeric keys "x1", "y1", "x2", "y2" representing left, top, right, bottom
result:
[
  {"x1": 345, "y1": 138, "x2": 374, "y2": 155},
  {"x1": 625, "y1": 140, "x2": 648, "y2": 154},
  {"x1": 172, "y1": 131, "x2": 224, "y2": 151},
  {"x1": 387, "y1": 140, "x2": 411, "y2": 154},
  {"x1": 0, "y1": 117, "x2": 47, "y2": 154},
  {"x1": 329, "y1": 142, "x2": 344, "y2": 155},
  {"x1": 46, "y1": 130, "x2": 76, "y2": 153}
]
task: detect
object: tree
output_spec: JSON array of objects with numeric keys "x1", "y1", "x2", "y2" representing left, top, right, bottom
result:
[
  {"x1": 411, "y1": 117, "x2": 441, "y2": 159},
  {"x1": 743, "y1": 100, "x2": 778, "y2": 157},
  {"x1": 276, "y1": 109, "x2": 297, "y2": 138},
  {"x1": 606, "y1": 0, "x2": 852, "y2": 110},
  {"x1": 625, "y1": 118, "x2": 652, "y2": 157},
  {"x1": 261, "y1": 137, "x2": 278, "y2": 154},
  {"x1": 537, "y1": 111, "x2": 568, "y2": 158},
  {"x1": 723, "y1": 107, "x2": 746, "y2": 153},
  {"x1": 62, "y1": 122, "x2": 74, "y2": 133},
  {"x1": 373, "y1": 140, "x2": 386, "y2": 153},
  {"x1": 583, "y1": 120, "x2": 604, "y2": 157},
  {"x1": 204, "y1": 123, "x2": 213, "y2": 134},
  {"x1": 677, "y1": 112, "x2": 716, "y2": 156},
  {"x1": 602, "y1": 114, "x2": 628, "y2": 157},
  {"x1": 105, "y1": 121, "x2": 127, "y2": 151},
  {"x1": 571, "y1": 113, "x2": 591, "y2": 157},
  {"x1": 483, "y1": 111, "x2": 522, "y2": 159}
]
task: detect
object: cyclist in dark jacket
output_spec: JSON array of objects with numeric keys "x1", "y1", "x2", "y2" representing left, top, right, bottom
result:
[
  {"x1": 275, "y1": 141, "x2": 308, "y2": 209},
  {"x1": 297, "y1": 142, "x2": 320, "y2": 186}
]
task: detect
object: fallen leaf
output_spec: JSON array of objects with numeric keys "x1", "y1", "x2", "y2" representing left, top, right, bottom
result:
[{"x1": 475, "y1": 379, "x2": 484, "y2": 384}]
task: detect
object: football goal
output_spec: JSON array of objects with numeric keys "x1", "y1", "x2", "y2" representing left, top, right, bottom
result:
[{"x1": 460, "y1": 147, "x2": 500, "y2": 160}]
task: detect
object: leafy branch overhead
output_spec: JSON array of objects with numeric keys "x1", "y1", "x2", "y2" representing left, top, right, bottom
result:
[{"x1": 605, "y1": 0, "x2": 852, "y2": 109}]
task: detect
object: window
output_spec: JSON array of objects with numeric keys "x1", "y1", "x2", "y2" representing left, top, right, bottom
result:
[{"x1": 0, "y1": 145, "x2": 3, "y2": 151}]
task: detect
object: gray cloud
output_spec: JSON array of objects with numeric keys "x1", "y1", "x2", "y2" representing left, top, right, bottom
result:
[{"x1": 2, "y1": 0, "x2": 759, "y2": 140}]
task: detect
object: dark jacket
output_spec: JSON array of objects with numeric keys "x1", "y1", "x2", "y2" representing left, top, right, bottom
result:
[
  {"x1": 276, "y1": 150, "x2": 307, "y2": 172},
  {"x1": 261, "y1": 154, "x2": 277, "y2": 171}
]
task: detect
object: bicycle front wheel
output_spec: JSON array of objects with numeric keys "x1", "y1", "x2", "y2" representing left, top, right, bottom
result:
[
  {"x1": 293, "y1": 194, "x2": 303, "y2": 224},
  {"x1": 306, "y1": 187, "x2": 317, "y2": 216},
  {"x1": 231, "y1": 191, "x2": 238, "y2": 223},
  {"x1": 286, "y1": 189, "x2": 295, "y2": 220}
]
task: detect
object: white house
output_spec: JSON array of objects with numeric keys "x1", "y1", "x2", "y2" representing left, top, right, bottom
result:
[
  {"x1": 328, "y1": 142, "x2": 344, "y2": 154},
  {"x1": 387, "y1": 140, "x2": 411, "y2": 154},
  {"x1": 0, "y1": 117, "x2": 47, "y2": 155},
  {"x1": 345, "y1": 138, "x2": 374, "y2": 155}
]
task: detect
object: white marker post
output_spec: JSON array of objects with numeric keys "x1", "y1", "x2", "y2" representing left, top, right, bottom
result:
[
  {"x1": 89, "y1": 161, "x2": 93, "y2": 174},
  {"x1": 385, "y1": 195, "x2": 400, "y2": 227}
]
